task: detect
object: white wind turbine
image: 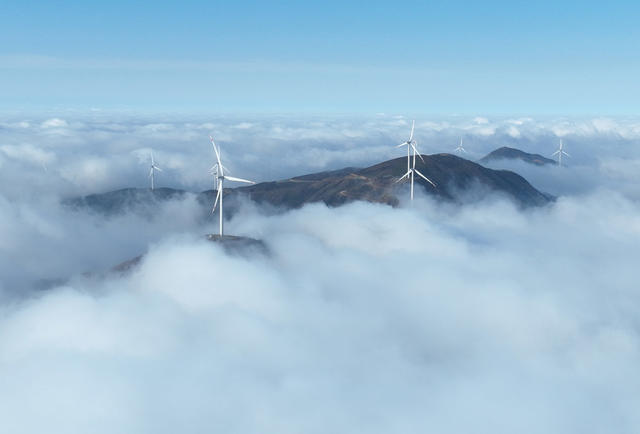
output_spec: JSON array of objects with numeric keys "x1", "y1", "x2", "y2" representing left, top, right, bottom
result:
[
  {"x1": 149, "y1": 150, "x2": 162, "y2": 190},
  {"x1": 209, "y1": 135, "x2": 255, "y2": 237},
  {"x1": 395, "y1": 120, "x2": 436, "y2": 200},
  {"x1": 454, "y1": 137, "x2": 467, "y2": 153},
  {"x1": 396, "y1": 120, "x2": 417, "y2": 175},
  {"x1": 552, "y1": 139, "x2": 570, "y2": 167}
]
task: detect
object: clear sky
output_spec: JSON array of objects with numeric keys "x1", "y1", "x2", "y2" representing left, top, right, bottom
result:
[{"x1": 1, "y1": 0, "x2": 639, "y2": 114}]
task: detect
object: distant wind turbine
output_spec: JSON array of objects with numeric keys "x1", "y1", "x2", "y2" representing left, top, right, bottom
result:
[
  {"x1": 149, "y1": 150, "x2": 162, "y2": 190},
  {"x1": 552, "y1": 139, "x2": 570, "y2": 167},
  {"x1": 454, "y1": 137, "x2": 467, "y2": 154},
  {"x1": 395, "y1": 120, "x2": 436, "y2": 200},
  {"x1": 209, "y1": 135, "x2": 255, "y2": 237},
  {"x1": 396, "y1": 120, "x2": 418, "y2": 175}
]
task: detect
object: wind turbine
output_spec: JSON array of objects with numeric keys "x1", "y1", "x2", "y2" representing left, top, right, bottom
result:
[
  {"x1": 209, "y1": 135, "x2": 255, "y2": 237},
  {"x1": 552, "y1": 139, "x2": 570, "y2": 167},
  {"x1": 149, "y1": 150, "x2": 162, "y2": 190},
  {"x1": 454, "y1": 137, "x2": 467, "y2": 154},
  {"x1": 396, "y1": 120, "x2": 417, "y2": 175},
  {"x1": 395, "y1": 120, "x2": 436, "y2": 201}
]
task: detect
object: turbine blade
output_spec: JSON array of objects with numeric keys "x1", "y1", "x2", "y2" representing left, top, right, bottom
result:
[
  {"x1": 563, "y1": 151, "x2": 571, "y2": 157},
  {"x1": 396, "y1": 171, "x2": 411, "y2": 182},
  {"x1": 210, "y1": 135, "x2": 222, "y2": 168},
  {"x1": 225, "y1": 175, "x2": 255, "y2": 184},
  {"x1": 552, "y1": 150, "x2": 560, "y2": 156},
  {"x1": 409, "y1": 120, "x2": 415, "y2": 141},
  {"x1": 414, "y1": 169, "x2": 436, "y2": 187},
  {"x1": 411, "y1": 143, "x2": 425, "y2": 163},
  {"x1": 212, "y1": 188, "x2": 221, "y2": 214},
  {"x1": 396, "y1": 142, "x2": 409, "y2": 148},
  {"x1": 153, "y1": 165, "x2": 162, "y2": 172}
]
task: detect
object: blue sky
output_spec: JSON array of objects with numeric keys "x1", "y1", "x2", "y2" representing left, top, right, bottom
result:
[{"x1": 1, "y1": 0, "x2": 639, "y2": 114}]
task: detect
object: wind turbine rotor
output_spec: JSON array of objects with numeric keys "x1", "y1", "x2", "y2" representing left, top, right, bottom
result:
[
  {"x1": 207, "y1": 135, "x2": 255, "y2": 236},
  {"x1": 553, "y1": 139, "x2": 570, "y2": 166},
  {"x1": 392, "y1": 119, "x2": 436, "y2": 200}
]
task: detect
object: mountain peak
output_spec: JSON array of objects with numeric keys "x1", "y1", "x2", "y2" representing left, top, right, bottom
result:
[
  {"x1": 235, "y1": 153, "x2": 551, "y2": 209},
  {"x1": 480, "y1": 147, "x2": 556, "y2": 166}
]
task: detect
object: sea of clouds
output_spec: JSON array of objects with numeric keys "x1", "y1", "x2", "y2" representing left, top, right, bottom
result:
[
  {"x1": 2, "y1": 112, "x2": 640, "y2": 198},
  {"x1": 1, "y1": 113, "x2": 640, "y2": 433}
]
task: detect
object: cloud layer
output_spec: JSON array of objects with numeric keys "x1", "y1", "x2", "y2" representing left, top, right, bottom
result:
[
  {"x1": 1, "y1": 114, "x2": 640, "y2": 432},
  {"x1": 2, "y1": 113, "x2": 640, "y2": 199},
  {"x1": 1, "y1": 193, "x2": 640, "y2": 433}
]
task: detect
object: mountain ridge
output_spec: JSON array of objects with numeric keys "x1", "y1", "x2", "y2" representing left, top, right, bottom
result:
[{"x1": 64, "y1": 154, "x2": 553, "y2": 216}]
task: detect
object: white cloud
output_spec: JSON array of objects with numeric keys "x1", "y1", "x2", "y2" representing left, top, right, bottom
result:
[
  {"x1": 0, "y1": 192, "x2": 639, "y2": 432},
  {"x1": 0, "y1": 113, "x2": 639, "y2": 203},
  {"x1": 233, "y1": 122, "x2": 254, "y2": 130},
  {"x1": 506, "y1": 125, "x2": 521, "y2": 138},
  {"x1": 1, "y1": 112, "x2": 640, "y2": 430},
  {"x1": 0, "y1": 144, "x2": 56, "y2": 166},
  {"x1": 40, "y1": 118, "x2": 68, "y2": 129}
]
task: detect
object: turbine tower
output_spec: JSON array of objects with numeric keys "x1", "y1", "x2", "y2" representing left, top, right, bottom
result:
[
  {"x1": 552, "y1": 139, "x2": 570, "y2": 167},
  {"x1": 454, "y1": 137, "x2": 467, "y2": 154},
  {"x1": 395, "y1": 120, "x2": 436, "y2": 200},
  {"x1": 209, "y1": 135, "x2": 255, "y2": 237},
  {"x1": 149, "y1": 150, "x2": 162, "y2": 190}
]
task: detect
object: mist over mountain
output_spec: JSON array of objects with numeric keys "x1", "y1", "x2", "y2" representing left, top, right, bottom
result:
[
  {"x1": 65, "y1": 187, "x2": 189, "y2": 217},
  {"x1": 3, "y1": 113, "x2": 640, "y2": 200}
]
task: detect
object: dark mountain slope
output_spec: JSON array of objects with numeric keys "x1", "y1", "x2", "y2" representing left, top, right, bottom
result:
[
  {"x1": 64, "y1": 187, "x2": 187, "y2": 216},
  {"x1": 480, "y1": 147, "x2": 556, "y2": 166},
  {"x1": 65, "y1": 154, "x2": 552, "y2": 216},
  {"x1": 230, "y1": 153, "x2": 551, "y2": 208}
]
